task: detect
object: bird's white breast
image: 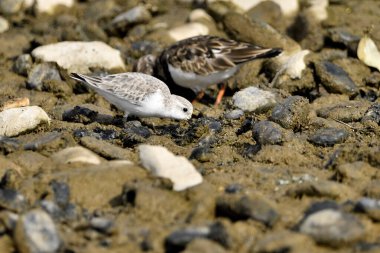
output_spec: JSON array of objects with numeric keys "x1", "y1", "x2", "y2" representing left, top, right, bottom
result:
[{"x1": 168, "y1": 64, "x2": 239, "y2": 92}]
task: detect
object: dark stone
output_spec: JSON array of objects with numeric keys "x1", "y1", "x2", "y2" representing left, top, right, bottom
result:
[
  {"x1": 315, "y1": 61, "x2": 358, "y2": 96},
  {"x1": 236, "y1": 118, "x2": 254, "y2": 135},
  {"x1": 50, "y1": 180, "x2": 70, "y2": 208},
  {"x1": 13, "y1": 54, "x2": 33, "y2": 76},
  {"x1": 189, "y1": 146, "x2": 211, "y2": 162},
  {"x1": 26, "y1": 62, "x2": 62, "y2": 90},
  {"x1": 308, "y1": 128, "x2": 349, "y2": 147},
  {"x1": 362, "y1": 103, "x2": 380, "y2": 124},
  {"x1": 270, "y1": 96, "x2": 310, "y2": 131},
  {"x1": 62, "y1": 105, "x2": 115, "y2": 125},
  {"x1": 215, "y1": 194, "x2": 279, "y2": 227},
  {"x1": 0, "y1": 189, "x2": 28, "y2": 212},
  {"x1": 252, "y1": 121, "x2": 286, "y2": 145},
  {"x1": 239, "y1": 143, "x2": 261, "y2": 159},
  {"x1": 73, "y1": 128, "x2": 120, "y2": 141},
  {"x1": 303, "y1": 201, "x2": 340, "y2": 217},
  {"x1": 326, "y1": 28, "x2": 360, "y2": 55},
  {"x1": 24, "y1": 132, "x2": 62, "y2": 151},
  {"x1": 164, "y1": 222, "x2": 229, "y2": 253},
  {"x1": 0, "y1": 136, "x2": 20, "y2": 154},
  {"x1": 122, "y1": 121, "x2": 151, "y2": 147},
  {"x1": 224, "y1": 184, "x2": 243, "y2": 194},
  {"x1": 354, "y1": 198, "x2": 380, "y2": 221}
]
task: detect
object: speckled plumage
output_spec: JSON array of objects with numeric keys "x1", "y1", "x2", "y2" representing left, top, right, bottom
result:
[
  {"x1": 155, "y1": 35, "x2": 283, "y2": 92},
  {"x1": 70, "y1": 72, "x2": 193, "y2": 120}
]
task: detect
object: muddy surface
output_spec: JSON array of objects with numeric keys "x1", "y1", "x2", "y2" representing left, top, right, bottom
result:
[{"x1": 0, "y1": 0, "x2": 380, "y2": 252}]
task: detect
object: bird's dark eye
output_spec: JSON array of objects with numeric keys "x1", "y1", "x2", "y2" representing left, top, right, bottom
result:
[{"x1": 183, "y1": 108, "x2": 188, "y2": 112}]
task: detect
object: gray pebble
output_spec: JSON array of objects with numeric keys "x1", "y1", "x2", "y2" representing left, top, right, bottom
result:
[
  {"x1": 308, "y1": 128, "x2": 349, "y2": 147},
  {"x1": 355, "y1": 198, "x2": 380, "y2": 221},
  {"x1": 13, "y1": 54, "x2": 33, "y2": 76},
  {"x1": 215, "y1": 194, "x2": 279, "y2": 227},
  {"x1": 362, "y1": 103, "x2": 380, "y2": 124},
  {"x1": 252, "y1": 120, "x2": 287, "y2": 145},
  {"x1": 270, "y1": 96, "x2": 310, "y2": 131},
  {"x1": 299, "y1": 209, "x2": 365, "y2": 247},
  {"x1": 315, "y1": 61, "x2": 358, "y2": 96},
  {"x1": 317, "y1": 101, "x2": 371, "y2": 122},
  {"x1": 232, "y1": 87, "x2": 276, "y2": 113},
  {"x1": 14, "y1": 209, "x2": 62, "y2": 253},
  {"x1": 327, "y1": 28, "x2": 360, "y2": 54},
  {"x1": 224, "y1": 109, "x2": 244, "y2": 120},
  {"x1": 0, "y1": 189, "x2": 28, "y2": 212},
  {"x1": 0, "y1": 0, "x2": 23, "y2": 14},
  {"x1": 27, "y1": 62, "x2": 62, "y2": 90},
  {"x1": 24, "y1": 132, "x2": 62, "y2": 151},
  {"x1": 165, "y1": 222, "x2": 229, "y2": 253},
  {"x1": 90, "y1": 217, "x2": 114, "y2": 234}
]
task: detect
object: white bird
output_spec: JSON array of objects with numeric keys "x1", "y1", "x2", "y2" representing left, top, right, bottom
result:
[{"x1": 70, "y1": 72, "x2": 193, "y2": 120}]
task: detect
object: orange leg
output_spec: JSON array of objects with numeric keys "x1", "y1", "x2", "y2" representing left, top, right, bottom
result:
[
  {"x1": 214, "y1": 83, "x2": 226, "y2": 107},
  {"x1": 192, "y1": 90, "x2": 205, "y2": 104}
]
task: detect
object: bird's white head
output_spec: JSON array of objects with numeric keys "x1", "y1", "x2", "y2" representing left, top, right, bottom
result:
[{"x1": 168, "y1": 95, "x2": 193, "y2": 120}]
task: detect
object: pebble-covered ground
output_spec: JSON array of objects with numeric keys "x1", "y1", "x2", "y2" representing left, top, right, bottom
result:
[{"x1": 0, "y1": 0, "x2": 380, "y2": 252}]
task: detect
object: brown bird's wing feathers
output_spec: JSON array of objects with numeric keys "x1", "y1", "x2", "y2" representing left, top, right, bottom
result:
[{"x1": 164, "y1": 35, "x2": 282, "y2": 76}]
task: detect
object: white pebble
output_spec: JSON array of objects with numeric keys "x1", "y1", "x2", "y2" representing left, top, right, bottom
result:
[
  {"x1": 51, "y1": 146, "x2": 102, "y2": 165},
  {"x1": 357, "y1": 36, "x2": 380, "y2": 72},
  {"x1": 32, "y1": 41, "x2": 126, "y2": 74},
  {"x1": 168, "y1": 23, "x2": 209, "y2": 42},
  {"x1": 277, "y1": 50, "x2": 310, "y2": 79},
  {"x1": 232, "y1": 87, "x2": 276, "y2": 112},
  {"x1": 189, "y1": 9, "x2": 214, "y2": 23},
  {"x1": 0, "y1": 106, "x2": 50, "y2": 137},
  {"x1": 139, "y1": 145, "x2": 203, "y2": 191},
  {"x1": 307, "y1": 0, "x2": 328, "y2": 21},
  {"x1": 0, "y1": 16, "x2": 9, "y2": 33},
  {"x1": 35, "y1": 0, "x2": 74, "y2": 14},
  {"x1": 112, "y1": 5, "x2": 151, "y2": 25}
]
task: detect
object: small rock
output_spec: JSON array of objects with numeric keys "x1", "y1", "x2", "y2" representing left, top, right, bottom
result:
[
  {"x1": 111, "y1": 5, "x2": 151, "y2": 27},
  {"x1": 252, "y1": 120, "x2": 287, "y2": 145},
  {"x1": 357, "y1": 36, "x2": 380, "y2": 71},
  {"x1": 317, "y1": 100, "x2": 371, "y2": 122},
  {"x1": 224, "y1": 184, "x2": 243, "y2": 194},
  {"x1": 50, "y1": 180, "x2": 70, "y2": 208},
  {"x1": 39, "y1": 200, "x2": 63, "y2": 220},
  {"x1": 327, "y1": 28, "x2": 360, "y2": 54},
  {"x1": 0, "y1": 106, "x2": 50, "y2": 137},
  {"x1": 286, "y1": 180, "x2": 357, "y2": 200},
  {"x1": 27, "y1": 62, "x2": 62, "y2": 90},
  {"x1": 23, "y1": 131, "x2": 63, "y2": 151},
  {"x1": 0, "y1": 189, "x2": 27, "y2": 212},
  {"x1": 189, "y1": 9, "x2": 214, "y2": 23},
  {"x1": 0, "y1": 97, "x2": 30, "y2": 111},
  {"x1": 0, "y1": 136, "x2": 20, "y2": 154},
  {"x1": 273, "y1": 50, "x2": 310, "y2": 80},
  {"x1": 362, "y1": 103, "x2": 380, "y2": 124},
  {"x1": 270, "y1": 96, "x2": 310, "y2": 131},
  {"x1": 308, "y1": 128, "x2": 349, "y2": 147},
  {"x1": 35, "y1": 0, "x2": 74, "y2": 14},
  {"x1": 215, "y1": 193, "x2": 279, "y2": 227},
  {"x1": 315, "y1": 61, "x2": 358, "y2": 96},
  {"x1": 31, "y1": 41, "x2": 125, "y2": 74},
  {"x1": 62, "y1": 105, "x2": 114, "y2": 125},
  {"x1": 0, "y1": 0, "x2": 23, "y2": 14},
  {"x1": 14, "y1": 209, "x2": 62, "y2": 253},
  {"x1": 139, "y1": 145, "x2": 202, "y2": 191},
  {"x1": 13, "y1": 54, "x2": 33, "y2": 76},
  {"x1": 165, "y1": 222, "x2": 229, "y2": 253},
  {"x1": 254, "y1": 231, "x2": 314, "y2": 253},
  {"x1": 122, "y1": 121, "x2": 152, "y2": 147},
  {"x1": 80, "y1": 136, "x2": 133, "y2": 160},
  {"x1": 90, "y1": 217, "x2": 114, "y2": 234},
  {"x1": 51, "y1": 146, "x2": 102, "y2": 165},
  {"x1": 0, "y1": 16, "x2": 9, "y2": 33},
  {"x1": 355, "y1": 198, "x2": 380, "y2": 221},
  {"x1": 183, "y1": 238, "x2": 227, "y2": 253},
  {"x1": 299, "y1": 209, "x2": 365, "y2": 247},
  {"x1": 168, "y1": 23, "x2": 209, "y2": 42},
  {"x1": 232, "y1": 87, "x2": 276, "y2": 112},
  {"x1": 224, "y1": 109, "x2": 244, "y2": 120}
]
